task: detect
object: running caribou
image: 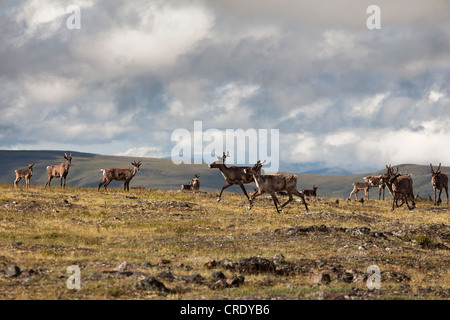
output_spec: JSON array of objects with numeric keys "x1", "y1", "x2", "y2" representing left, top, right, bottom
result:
[
  {"x1": 430, "y1": 163, "x2": 448, "y2": 206},
  {"x1": 244, "y1": 160, "x2": 309, "y2": 213},
  {"x1": 383, "y1": 165, "x2": 415, "y2": 211},
  {"x1": 45, "y1": 153, "x2": 72, "y2": 189},
  {"x1": 208, "y1": 152, "x2": 254, "y2": 202},
  {"x1": 98, "y1": 161, "x2": 141, "y2": 192}
]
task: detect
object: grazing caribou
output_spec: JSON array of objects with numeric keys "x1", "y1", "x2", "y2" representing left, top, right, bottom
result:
[
  {"x1": 208, "y1": 152, "x2": 254, "y2": 202},
  {"x1": 45, "y1": 154, "x2": 72, "y2": 189},
  {"x1": 301, "y1": 185, "x2": 318, "y2": 198},
  {"x1": 14, "y1": 164, "x2": 34, "y2": 188},
  {"x1": 384, "y1": 166, "x2": 415, "y2": 211},
  {"x1": 98, "y1": 161, "x2": 141, "y2": 192},
  {"x1": 364, "y1": 175, "x2": 386, "y2": 200},
  {"x1": 430, "y1": 163, "x2": 448, "y2": 206},
  {"x1": 244, "y1": 160, "x2": 308, "y2": 213},
  {"x1": 181, "y1": 173, "x2": 200, "y2": 192},
  {"x1": 348, "y1": 182, "x2": 371, "y2": 201}
]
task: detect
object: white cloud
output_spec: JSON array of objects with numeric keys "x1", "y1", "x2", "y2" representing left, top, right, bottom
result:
[
  {"x1": 73, "y1": 3, "x2": 212, "y2": 80},
  {"x1": 324, "y1": 131, "x2": 359, "y2": 147},
  {"x1": 351, "y1": 93, "x2": 388, "y2": 119},
  {"x1": 429, "y1": 90, "x2": 445, "y2": 102},
  {"x1": 11, "y1": 0, "x2": 93, "y2": 46},
  {"x1": 116, "y1": 146, "x2": 165, "y2": 158},
  {"x1": 24, "y1": 75, "x2": 82, "y2": 105}
]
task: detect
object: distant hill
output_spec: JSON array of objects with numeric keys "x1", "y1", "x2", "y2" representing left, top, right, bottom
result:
[{"x1": 0, "y1": 150, "x2": 442, "y2": 199}]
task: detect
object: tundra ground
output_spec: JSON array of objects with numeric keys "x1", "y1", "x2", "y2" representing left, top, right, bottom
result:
[{"x1": 0, "y1": 185, "x2": 449, "y2": 300}]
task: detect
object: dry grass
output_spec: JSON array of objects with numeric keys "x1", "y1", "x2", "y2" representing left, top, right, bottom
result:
[{"x1": 0, "y1": 184, "x2": 449, "y2": 300}]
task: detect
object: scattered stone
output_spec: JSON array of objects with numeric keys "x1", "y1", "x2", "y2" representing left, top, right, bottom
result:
[
  {"x1": 157, "y1": 270, "x2": 175, "y2": 280},
  {"x1": 322, "y1": 292, "x2": 348, "y2": 300},
  {"x1": 341, "y1": 271, "x2": 354, "y2": 283},
  {"x1": 205, "y1": 260, "x2": 217, "y2": 269},
  {"x1": 5, "y1": 265, "x2": 21, "y2": 277},
  {"x1": 127, "y1": 272, "x2": 145, "y2": 281},
  {"x1": 180, "y1": 273, "x2": 204, "y2": 284},
  {"x1": 226, "y1": 275, "x2": 245, "y2": 287},
  {"x1": 218, "y1": 259, "x2": 234, "y2": 269},
  {"x1": 209, "y1": 279, "x2": 227, "y2": 290},
  {"x1": 272, "y1": 253, "x2": 285, "y2": 264},
  {"x1": 88, "y1": 273, "x2": 104, "y2": 281},
  {"x1": 310, "y1": 272, "x2": 331, "y2": 285},
  {"x1": 116, "y1": 261, "x2": 128, "y2": 271},
  {"x1": 157, "y1": 259, "x2": 171, "y2": 265},
  {"x1": 141, "y1": 262, "x2": 153, "y2": 268},
  {"x1": 212, "y1": 271, "x2": 225, "y2": 280},
  {"x1": 136, "y1": 276, "x2": 171, "y2": 293}
]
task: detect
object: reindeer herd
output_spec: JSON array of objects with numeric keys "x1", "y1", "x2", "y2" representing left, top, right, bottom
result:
[
  {"x1": 12, "y1": 152, "x2": 449, "y2": 213},
  {"x1": 348, "y1": 163, "x2": 448, "y2": 211}
]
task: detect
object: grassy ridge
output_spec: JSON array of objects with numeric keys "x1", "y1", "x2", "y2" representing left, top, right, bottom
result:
[{"x1": 0, "y1": 150, "x2": 445, "y2": 198}]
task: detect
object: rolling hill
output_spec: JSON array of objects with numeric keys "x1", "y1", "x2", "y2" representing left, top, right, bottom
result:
[{"x1": 0, "y1": 150, "x2": 443, "y2": 199}]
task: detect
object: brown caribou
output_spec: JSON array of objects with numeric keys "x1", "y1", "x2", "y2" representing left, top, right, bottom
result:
[
  {"x1": 181, "y1": 173, "x2": 200, "y2": 192},
  {"x1": 208, "y1": 152, "x2": 254, "y2": 202},
  {"x1": 301, "y1": 185, "x2": 318, "y2": 198},
  {"x1": 364, "y1": 175, "x2": 386, "y2": 200},
  {"x1": 430, "y1": 163, "x2": 448, "y2": 206},
  {"x1": 14, "y1": 164, "x2": 34, "y2": 188},
  {"x1": 384, "y1": 165, "x2": 415, "y2": 211},
  {"x1": 45, "y1": 153, "x2": 72, "y2": 189},
  {"x1": 244, "y1": 160, "x2": 309, "y2": 213},
  {"x1": 98, "y1": 161, "x2": 141, "y2": 192}
]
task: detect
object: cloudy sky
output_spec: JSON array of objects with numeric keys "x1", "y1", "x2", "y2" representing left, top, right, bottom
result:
[{"x1": 1, "y1": 0, "x2": 449, "y2": 173}]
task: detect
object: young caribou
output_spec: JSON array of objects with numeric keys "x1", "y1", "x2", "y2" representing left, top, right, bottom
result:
[
  {"x1": 348, "y1": 182, "x2": 371, "y2": 201},
  {"x1": 301, "y1": 185, "x2": 318, "y2": 198},
  {"x1": 45, "y1": 154, "x2": 72, "y2": 189},
  {"x1": 14, "y1": 164, "x2": 34, "y2": 188},
  {"x1": 430, "y1": 163, "x2": 449, "y2": 206},
  {"x1": 98, "y1": 161, "x2": 141, "y2": 192},
  {"x1": 244, "y1": 160, "x2": 309, "y2": 213}
]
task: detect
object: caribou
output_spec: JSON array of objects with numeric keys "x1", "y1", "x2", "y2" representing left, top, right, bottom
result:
[
  {"x1": 348, "y1": 182, "x2": 371, "y2": 201},
  {"x1": 208, "y1": 152, "x2": 254, "y2": 202},
  {"x1": 98, "y1": 161, "x2": 141, "y2": 192},
  {"x1": 45, "y1": 153, "x2": 72, "y2": 189},
  {"x1": 301, "y1": 185, "x2": 318, "y2": 198},
  {"x1": 181, "y1": 173, "x2": 200, "y2": 192},
  {"x1": 364, "y1": 175, "x2": 386, "y2": 200},
  {"x1": 14, "y1": 164, "x2": 34, "y2": 188},
  {"x1": 244, "y1": 160, "x2": 308, "y2": 213},
  {"x1": 430, "y1": 163, "x2": 449, "y2": 206},
  {"x1": 384, "y1": 165, "x2": 415, "y2": 211}
]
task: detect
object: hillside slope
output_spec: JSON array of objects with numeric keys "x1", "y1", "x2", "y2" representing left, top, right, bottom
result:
[{"x1": 0, "y1": 150, "x2": 443, "y2": 198}]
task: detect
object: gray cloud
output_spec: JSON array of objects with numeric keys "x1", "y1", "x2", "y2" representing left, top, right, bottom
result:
[{"x1": 1, "y1": 0, "x2": 449, "y2": 173}]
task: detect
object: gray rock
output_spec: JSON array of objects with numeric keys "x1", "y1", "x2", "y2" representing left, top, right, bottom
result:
[
  {"x1": 116, "y1": 261, "x2": 128, "y2": 271},
  {"x1": 212, "y1": 271, "x2": 225, "y2": 280},
  {"x1": 88, "y1": 273, "x2": 104, "y2": 281},
  {"x1": 136, "y1": 276, "x2": 171, "y2": 293},
  {"x1": 6, "y1": 265, "x2": 21, "y2": 277},
  {"x1": 311, "y1": 272, "x2": 331, "y2": 285}
]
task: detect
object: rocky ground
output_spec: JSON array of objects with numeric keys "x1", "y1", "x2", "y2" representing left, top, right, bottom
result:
[{"x1": 0, "y1": 186, "x2": 449, "y2": 300}]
